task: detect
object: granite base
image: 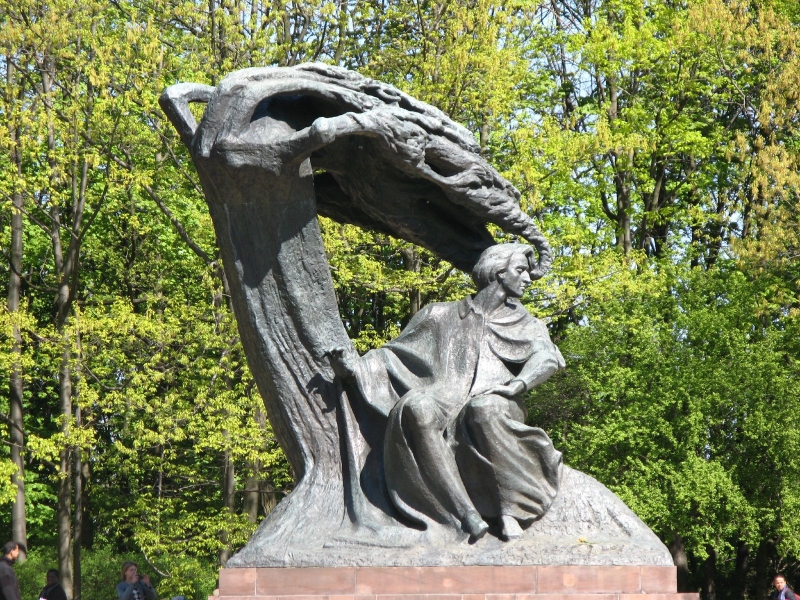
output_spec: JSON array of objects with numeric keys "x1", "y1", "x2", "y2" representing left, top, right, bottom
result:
[{"x1": 213, "y1": 565, "x2": 698, "y2": 600}]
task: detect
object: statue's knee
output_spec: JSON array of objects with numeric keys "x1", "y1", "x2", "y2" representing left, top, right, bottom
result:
[
  {"x1": 403, "y1": 396, "x2": 439, "y2": 429},
  {"x1": 466, "y1": 394, "x2": 505, "y2": 425}
]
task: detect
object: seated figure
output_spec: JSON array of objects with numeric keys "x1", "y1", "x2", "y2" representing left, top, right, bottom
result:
[{"x1": 329, "y1": 243, "x2": 565, "y2": 540}]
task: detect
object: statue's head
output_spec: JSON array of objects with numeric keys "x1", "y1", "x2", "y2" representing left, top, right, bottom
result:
[{"x1": 472, "y1": 243, "x2": 537, "y2": 293}]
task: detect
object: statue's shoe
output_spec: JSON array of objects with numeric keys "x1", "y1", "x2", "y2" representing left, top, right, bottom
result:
[
  {"x1": 500, "y1": 515, "x2": 523, "y2": 540},
  {"x1": 463, "y1": 512, "x2": 489, "y2": 539}
]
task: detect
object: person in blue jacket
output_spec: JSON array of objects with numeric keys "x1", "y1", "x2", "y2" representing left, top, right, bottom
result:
[
  {"x1": 116, "y1": 562, "x2": 156, "y2": 600},
  {"x1": 773, "y1": 574, "x2": 798, "y2": 600}
]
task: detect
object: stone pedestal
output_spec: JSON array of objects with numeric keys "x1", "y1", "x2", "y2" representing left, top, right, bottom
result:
[{"x1": 213, "y1": 565, "x2": 698, "y2": 599}]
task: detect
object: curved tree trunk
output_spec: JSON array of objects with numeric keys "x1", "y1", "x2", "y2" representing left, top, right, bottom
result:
[
  {"x1": 196, "y1": 157, "x2": 352, "y2": 558},
  {"x1": 6, "y1": 54, "x2": 28, "y2": 560}
]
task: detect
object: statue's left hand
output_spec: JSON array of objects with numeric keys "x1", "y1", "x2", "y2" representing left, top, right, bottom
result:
[
  {"x1": 325, "y1": 347, "x2": 357, "y2": 380},
  {"x1": 484, "y1": 379, "x2": 526, "y2": 398}
]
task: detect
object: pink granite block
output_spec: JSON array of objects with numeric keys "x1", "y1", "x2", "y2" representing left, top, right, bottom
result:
[
  {"x1": 244, "y1": 597, "x2": 368, "y2": 600},
  {"x1": 492, "y1": 566, "x2": 538, "y2": 594},
  {"x1": 538, "y1": 566, "x2": 640, "y2": 593},
  {"x1": 265, "y1": 596, "x2": 357, "y2": 600},
  {"x1": 640, "y1": 566, "x2": 678, "y2": 593},
  {"x1": 363, "y1": 565, "x2": 537, "y2": 595},
  {"x1": 484, "y1": 594, "x2": 516, "y2": 600},
  {"x1": 220, "y1": 568, "x2": 257, "y2": 596},
  {"x1": 215, "y1": 597, "x2": 268, "y2": 600},
  {"x1": 519, "y1": 595, "x2": 617, "y2": 600},
  {"x1": 376, "y1": 595, "x2": 464, "y2": 600},
  {"x1": 256, "y1": 568, "x2": 356, "y2": 596},
  {"x1": 620, "y1": 595, "x2": 700, "y2": 600},
  {"x1": 276, "y1": 596, "x2": 342, "y2": 600},
  {"x1": 463, "y1": 594, "x2": 486, "y2": 600},
  {"x1": 358, "y1": 567, "x2": 500, "y2": 594}
]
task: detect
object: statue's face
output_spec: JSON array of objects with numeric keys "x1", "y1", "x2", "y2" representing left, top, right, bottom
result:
[{"x1": 497, "y1": 252, "x2": 531, "y2": 298}]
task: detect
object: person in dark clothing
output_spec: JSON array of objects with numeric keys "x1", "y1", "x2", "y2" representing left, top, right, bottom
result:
[
  {"x1": 0, "y1": 541, "x2": 21, "y2": 600},
  {"x1": 773, "y1": 574, "x2": 798, "y2": 600},
  {"x1": 38, "y1": 569, "x2": 67, "y2": 600}
]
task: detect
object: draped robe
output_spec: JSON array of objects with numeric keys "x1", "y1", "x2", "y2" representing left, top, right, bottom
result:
[{"x1": 353, "y1": 296, "x2": 564, "y2": 531}]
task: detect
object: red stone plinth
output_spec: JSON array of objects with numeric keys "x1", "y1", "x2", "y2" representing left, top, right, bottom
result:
[{"x1": 213, "y1": 565, "x2": 698, "y2": 600}]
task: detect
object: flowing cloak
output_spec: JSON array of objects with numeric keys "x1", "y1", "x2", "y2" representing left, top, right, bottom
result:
[{"x1": 353, "y1": 296, "x2": 564, "y2": 530}]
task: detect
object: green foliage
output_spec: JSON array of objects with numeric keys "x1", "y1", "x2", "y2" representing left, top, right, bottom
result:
[
  {"x1": 15, "y1": 546, "x2": 216, "y2": 600},
  {"x1": 529, "y1": 260, "x2": 800, "y2": 590}
]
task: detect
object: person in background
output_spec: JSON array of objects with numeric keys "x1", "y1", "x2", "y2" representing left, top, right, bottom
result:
[
  {"x1": 773, "y1": 574, "x2": 798, "y2": 600},
  {"x1": 117, "y1": 562, "x2": 156, "y2": 600},
  {"x1": 0, "y1": 541, "x2": 21, "y2": 600},
  {"x1": 38, "y1": 569, "x2": 67, "y2": 600}
]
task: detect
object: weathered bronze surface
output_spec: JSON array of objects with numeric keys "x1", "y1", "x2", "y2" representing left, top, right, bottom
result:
[{"x1": 160, "y1": 64, "x2": 672, "y2": 567}]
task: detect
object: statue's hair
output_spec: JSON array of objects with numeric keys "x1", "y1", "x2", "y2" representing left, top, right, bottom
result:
[{"x1": 472, "y1": 243, "x2": 536, "y2": 290}]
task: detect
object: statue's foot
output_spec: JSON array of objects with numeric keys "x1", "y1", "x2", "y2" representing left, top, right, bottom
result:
[
  {"x1": 500, "y1": 515, "x2": 523, "y2": 540},
  {"x1": 463, "y1": 512, "x2": 489, "y2": 539}
]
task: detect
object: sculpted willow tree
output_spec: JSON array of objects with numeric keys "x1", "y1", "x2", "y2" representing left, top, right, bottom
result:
[{"x1": 160, "y1": 64, "x2": 671, "y2": 565}]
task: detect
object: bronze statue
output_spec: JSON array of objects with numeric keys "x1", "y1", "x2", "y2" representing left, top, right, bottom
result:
[
  {"x1": 329, "y1": 244, "x2": 564, "y2": 540},
  {"x1": 159, "y1": 64, "x2": 674, "y2": 567}
]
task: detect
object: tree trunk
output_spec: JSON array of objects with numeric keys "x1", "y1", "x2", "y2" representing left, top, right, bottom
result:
[
  {"x1": 43, "y1": 48, "x2": 92, "y2": 594},
  {"x1": 218, "y1": 447, "x2": 236, "y2": 566},
  {"x1": 703, "y1": 545, "x2": 717, "y2": 600},
  {"x1": 401, "y1": 247, "x2": 422, "y2": 321},
  {"x1": 244, "y1": 407, "x2": 268, "y2": 523},
  {"x1": 605, "y1": 74, "x2": 632, "y2": 255},
  {"x1": 5, "y1": 52, "x2": 28, "y2": 562},
  {"x1": 44, "y1": 57, "x2": 76, "y2": 597},
  {"x1": 261, "y1": 482, "x2": 280, "y2": 516},
  {"x1": 755, "y1": 538, "x2": 776, "y2": 600},
  {"x1": 73, "y1": 403, "x2": 83, "y2": 600},
  {"x1": 479, "y1": 118, "x2": 489, "y2": 155},
  {"x1": 733, "y1": 541, "x2": 748, "y2": 600},
  {"x1": 668, "y1": 534, "x2": 690, "y2": 592},
  {"x1": 57, "y1": 347, "x2": 73, "y2": 599},
  {"x1": 243, "y1": 460, "x2": 260, "y2": 524},
  {"x1": 613, "y1": 160, "x2": 633, "y2": 254}
]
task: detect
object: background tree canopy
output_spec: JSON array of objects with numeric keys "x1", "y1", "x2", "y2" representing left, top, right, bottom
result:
[{"x1": 1, "y1": 0, "x2": 799, "y2": 598}]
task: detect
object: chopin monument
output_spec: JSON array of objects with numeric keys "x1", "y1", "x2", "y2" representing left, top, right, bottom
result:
[{"x1": 160, "y1": 64, "x2": 691, "y2": 598}]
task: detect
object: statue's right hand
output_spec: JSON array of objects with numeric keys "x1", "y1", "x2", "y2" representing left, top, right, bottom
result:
[
  {"x1": 309, "y1": 117, "x2": 336, "y2": 145},
  {"x1": 325, "y1": 347, "x2": 357, "y2": 380}
]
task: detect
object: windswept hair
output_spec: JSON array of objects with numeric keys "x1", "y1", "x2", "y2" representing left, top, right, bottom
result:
[{"x1": 472, "y1": 243, "x2": 536, "y2": 290}]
